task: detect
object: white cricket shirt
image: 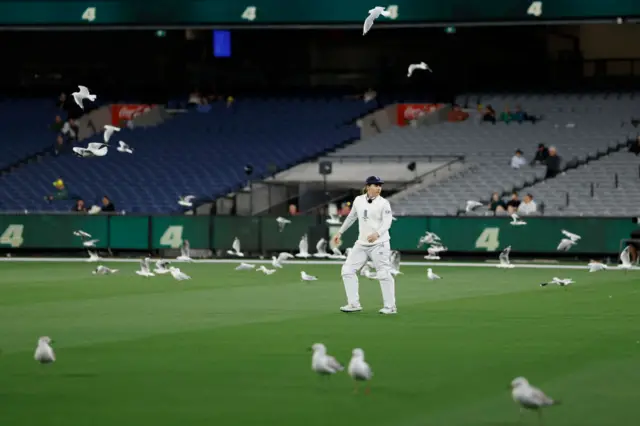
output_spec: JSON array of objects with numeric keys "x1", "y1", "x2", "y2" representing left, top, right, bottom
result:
[{"x1": 338, "y1": 194, "x2": 393, "y2": 246}]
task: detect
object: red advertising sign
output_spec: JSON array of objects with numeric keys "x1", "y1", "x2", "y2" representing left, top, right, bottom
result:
[
  {"x1": 110, "y1": 104, "x2": 155, "y2": 126},
  {"x1": 396, "y1": 103, "x2": 445, "y2": 126}
]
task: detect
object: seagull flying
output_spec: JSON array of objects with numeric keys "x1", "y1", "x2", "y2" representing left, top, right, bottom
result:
[
  {"x1": 71, "y1": 85, "x2": 96, "y2": 110},
  {"x1": 310, "y1": 343, "x2": 344, "y2": 376},
  {"x1": 510, "y1": 213, "x2": 527, "y2": 226},
  {"x1": 272, "y1": 252, "x2": 294, "y2": 268},
  {"x1": 235, "y1": 262, "x2": 255, "y2": 271},
  {"x1": 511, "y1": 377, "x2": 559, "y2": 422},
  {"x1": 301, "y1": 271, "x2": 318, "y2": 281},
  {"x1": 407, "y1": 62, "x2": 432, "y2": 77},
  {"x1": 561, "y1": 230, "x2": 581, "y2": 242},
  {"x1": 425, "y1": 244, "x2": 447, "y2": 260},
  {"x1": 257, "y1": 265, "x2": 277, "y2": 275},
  {"x1": 276, "y1": 216, "x2": 291, "y2": 232},
  {"x1": 34, "y1": 336, "x2": 56, "y2": 364},
  {"x1": 74, "y1": 230, "x2": 99, "y2": 247},
  {"x1": 497, "y1": 246, "x2": 515, "y2": 268},
  {"x1": 176, "y1": 240, "x2": 193, "y2": 261},
  {"x1": 296, "y1": 235, "x2": 310, "y2": 258},
  {"x1": 540, "y1": 277, "x2": 573, "y2": 287},
  {"x1": 348, "y1": 348, "x2": 373, "y2": 394},
  {"x1": 103, "y1": 125, "x2": 120, "y2": 143},
  {"x1": 154, "y1": 259, "x2": 171, "y2": 274},
  {"x1": 72, "y1": 142, "x2": 108, "y2": 158},
  {"x1": 465, "y1": 200, "x2": 483, "y2": 213},
  {"x1": 227, "y1": 237, "x2": 244, "y2": 257},
  {"x1": 135, "y1": 257, "x2": 155, "y2": 277},
  {"x1": 92, "y1": 265, "x2": 118, "y2": 275},
  {"x1": 557, "y1": 230, "x2": 580, "y2": 251},
  {"x1": 363, "y1": 6, "x2": 391, "y2": 36},
  {"x1": 390, "y1": 250, "x2": 402, "y2": 275},
  {"x1": 418, "y1": 231, "x2": 441, "y2": 247},
  {"x1": 117, "y1": 140, "x2": 133, "y2": 154},
  {"x1": 169, "y1": 266, "x2": 191, "y2": 281},
  {"x1": 178, "y1": 195, "x2": 195, "y2": 208},
  {"x1": 427, "y1": 268, "x2": 441, "y2": 280}
]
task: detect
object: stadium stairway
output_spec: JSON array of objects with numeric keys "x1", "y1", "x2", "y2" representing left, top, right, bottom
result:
[{"x1": 0, "y1": 98, "x2": 371, "y2": 213}]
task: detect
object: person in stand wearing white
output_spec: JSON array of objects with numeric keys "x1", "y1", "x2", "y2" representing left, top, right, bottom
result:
[{"x1": 333, "y1": 176, "x2": 396, "y2": 314}]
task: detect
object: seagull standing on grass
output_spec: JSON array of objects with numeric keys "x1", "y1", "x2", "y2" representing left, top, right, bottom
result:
[
  {"x1": 389, "y1": 250, "x2": 402, "y2": 275},
  {"x1": 71, "y1": 85, "x2": 96, "y2": 109},
  {"x1": 135, "y1": 257, "x2": 155, "y2": 277},
  {"x1": 169, "y1": 266, "x2": 191, "y2": 281},
  {"x1": 310, "y1": 343, "x2": 344, "y2": 377},
  {"x1": 313, "y1": 238, "x2": 329, "y2": 258},
  {"x1": 363, "y1": 7, "x2": 391, "y2": 35},
  {"x1": 329, "y1": 247, "x2": 347, "y2": 260},
  {"x1": 587, "y1": 260, "x2": 607, "y2": 272},
  {"x1": 257, "y1": 265, "x2": 277, "y2": 275},
  {"x1": 348, "y1": 348, "x2": 373, "y2": 394},
  {"x1": 154, "y1": 260, "x2": 171, "y2": 274},
  {"x1": 86, "y1": 250, "x2": 100, "y2": 262},
  {"x1": 427, "y1": 268, "x2": 441, "y2": 280},
  {"x1": 34, "y1": 337, "x2": 56, "y2": 364},
  {"x1": 301, "y1": 271, "x2": 318, "y2": 281},
  {"x1": 227, "y1": 237, "x2": 244, "y2": 257},
  {"x1": 511, "y1": 377, "x2": 560, "y2": 425},
  {"x1": 407, "y1": 62, "x2": 432, "y2": 77},
  {"x1": 92, "y1": 265, "x2": 118, "y2": 275},
  {"x1": 498, "y1": 246, "x2": 515, "y2": 268},
  {"x1": 176, "y1": 240, "x2": 193, "y2": 261},
  {"x1": 296, "y1": 235, "x2": 310, "y2": 258}
]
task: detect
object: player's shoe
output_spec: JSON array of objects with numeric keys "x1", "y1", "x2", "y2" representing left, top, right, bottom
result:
[
  {"x1": 378, "y1": 306, "x2": 397, "y2": 315},
  {"x1": 340, "y1": 304, "x2": 363, "y2": 313}
]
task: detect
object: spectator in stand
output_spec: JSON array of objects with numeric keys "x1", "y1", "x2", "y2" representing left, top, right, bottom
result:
[
  {"x1": 513, "y1": 105, "x2": 540, "y2": 124},
  {"x1": 500, "y1": 106, "x2": 513, "y2": 124},
  {"x1": 530, "y1": 143, "x2": 549, "y2": 165},
  {"x1": 45, "y1": 178, "x2": 70, "y2": 202},
  {"x1": 628, "y1": 136, "x2": 640, "y2": 155},
  {"x1": 61, "y1": 118, "x2": 79, "y2": 142},
  {"x1": 482, "y1": 105, "x2": 497, "y2": 124},
  {"x1": 447, "y1": 104, "x2": 469, "y2": 122},
  {"x1": 544, "y1": 146, "x2": 562, "y2": 179},
  {"x1": 72, "y1": 199, "x2": 87, "y2": 213},
  {"x1": 489, "y1": 192, "x2": 506, "y2": 214},
  {"x1": 339, "y1": 202, "x2": 351, "y2": 216},
  {"x1": 510, "y1": 149, "x2": 527, "y2": 169},
  {"x1": 50, "y1": 115, "x2": 64, "y2": 133},
  {"x1": 187, "y1": 91, "x2": 202, "y2": 108},
  {"x1": 288, "y1": 204, "x2": 298, "y2": 216},
  {"x1": 518, "y1": 193, "x2": 537, "y2": 215},
  {"x1": 101, "y1": 195, "x2": 116, "y2": 213},
  {"x1": 54, "y1": 134, "x2": 66, "y2": 156},
  {"x1": 506, "y1": 192, "x2": 521, "y2": 214}
]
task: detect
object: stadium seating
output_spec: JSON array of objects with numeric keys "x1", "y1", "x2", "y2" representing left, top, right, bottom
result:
[
  {"x1": 0, "y1": 98, "x2": 370, "y2": 212},
  {"x1": 0, "y1": 99, "x2": 61, "y2": 169},
  {"x1": 519, "y1": 151, "x2": 640, "y2": 216},
  {"x1": 330, "y1": 93, "x2": 637, "y2": 215}
]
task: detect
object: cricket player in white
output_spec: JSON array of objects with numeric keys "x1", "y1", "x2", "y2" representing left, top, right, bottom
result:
[{"x1": 333, "y1": 176, "x2": 396, "y2": 314}]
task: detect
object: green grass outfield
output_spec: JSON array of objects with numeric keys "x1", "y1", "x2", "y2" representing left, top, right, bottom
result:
[{"x1": 0, "y1": 260, "x2": 639, "y2": 426}]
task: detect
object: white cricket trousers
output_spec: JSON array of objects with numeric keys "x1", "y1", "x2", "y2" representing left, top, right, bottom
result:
[{"x1": 340, "y1": 241, "x2": 396, "y2": 308}]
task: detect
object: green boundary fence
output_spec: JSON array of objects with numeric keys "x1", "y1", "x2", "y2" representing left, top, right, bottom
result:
[{"x1": 0, "y1": 214, "x2": 635, "y2": 253}]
